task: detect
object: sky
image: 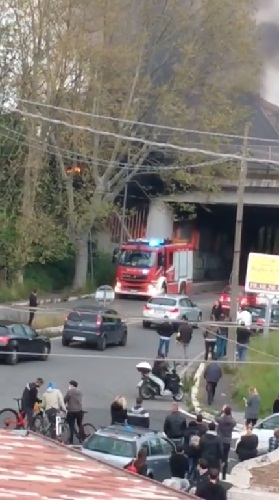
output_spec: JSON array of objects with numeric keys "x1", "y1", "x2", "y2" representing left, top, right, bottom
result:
[{"x1": 257, "y1": 0, "x2": 279, "y2": 105}]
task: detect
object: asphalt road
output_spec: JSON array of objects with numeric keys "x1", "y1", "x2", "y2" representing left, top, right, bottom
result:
[{"x1": 0, "y1": 291, "x2": 238, "y2": 476}]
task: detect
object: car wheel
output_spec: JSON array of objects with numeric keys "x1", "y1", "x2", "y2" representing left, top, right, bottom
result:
[
  {"x1": 41, "y1": 345, "x2": 50, "y2": 361},
  {"x1": 6, "y1": 349, "x2": 18, "y2": 366},
  {"x1": 62, "y1": 337, "x2": 70, "y2": 347},
  {"x1": 97, "y1": 336, "x2": 106, "y2": 351},
  {"x1": 119, "y1": 332, "x2": 127, "y2": 346},
  {"x1": 142, "y1": 321, "x2": 151, "y2": 329}
]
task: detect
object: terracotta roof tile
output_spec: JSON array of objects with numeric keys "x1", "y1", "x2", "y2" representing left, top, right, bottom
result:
[{"x1": 0, "y1": 430, "x2": 194, "y2": 499}]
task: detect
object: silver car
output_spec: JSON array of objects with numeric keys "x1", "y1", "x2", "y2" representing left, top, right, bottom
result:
[
  {"x1": 81, "y1": 425, "x2": 175, "y2": 481},
  {"x1": 142, "y1": 294, "x2": 202, "y2": 328}
]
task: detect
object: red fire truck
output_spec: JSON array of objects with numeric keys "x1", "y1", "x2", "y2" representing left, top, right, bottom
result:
[{"x1": 114, "y1": 238, "x2": 194, "y2": 298}]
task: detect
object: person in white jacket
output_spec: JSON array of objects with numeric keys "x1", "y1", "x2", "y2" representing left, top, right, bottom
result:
[{"x1": 41, "y1": 382, "x2": 66, "y2": 422}]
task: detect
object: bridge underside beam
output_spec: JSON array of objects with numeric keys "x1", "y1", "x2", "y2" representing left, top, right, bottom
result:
[{"x1": 161, "y1": 190, "x2": 279, "y2": 207}]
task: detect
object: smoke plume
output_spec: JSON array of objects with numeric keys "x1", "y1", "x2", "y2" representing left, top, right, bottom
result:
[{"x1": 257, "y1": 0, "x2": 279, "y2": 105}]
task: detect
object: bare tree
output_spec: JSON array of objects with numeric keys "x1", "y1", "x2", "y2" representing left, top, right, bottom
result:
[{"x1": 2, "y1": 0, "x2": 259, "y2": 288}]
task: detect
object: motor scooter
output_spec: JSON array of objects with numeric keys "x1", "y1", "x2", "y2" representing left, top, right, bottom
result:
[{"x1": 136, "y1": 361, "x2": 184, "y2": 401}]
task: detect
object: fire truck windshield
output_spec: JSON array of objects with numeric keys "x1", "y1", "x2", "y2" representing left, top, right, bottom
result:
[{"x1": 118, "y1": 249, "x2": 156, "y2": 268}]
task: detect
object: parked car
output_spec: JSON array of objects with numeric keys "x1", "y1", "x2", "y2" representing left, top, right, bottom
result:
[
  {"x1": 62, "y1": 306, "x2": 127, "y2": 351},
  {"x1": 82, "y1": 424, "x2": 175, "y2": 481},
  {"x1": 216, "y1": 285, "x2": 257, "y2": 314},
  {"x1": 0, "y1": 321, "x2": 51, "y2": 365},
  {"x1": 247, "y1": 305, "x2": 279, "y2": 333},
  {"x1": 234, "y1": 413, "x2": 279, "y2": 455},
  {"x1": 142, "y1": 294, "x2": 202, "y2": 328}
]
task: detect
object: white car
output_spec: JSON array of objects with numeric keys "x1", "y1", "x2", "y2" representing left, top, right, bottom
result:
[
  {"x1": 142, "y1": 294, "x2": 202, "y2": 328},
  {"x1": 234, "y1": 413, "x2": 279, "y2": 454}
]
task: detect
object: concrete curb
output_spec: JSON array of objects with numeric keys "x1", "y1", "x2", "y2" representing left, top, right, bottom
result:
[
  {"x1": 185, "y1": 360, "x2": 244, "y2": 432},
  {"x1": 227, "y1": 448, "x2": 279, "y2": 498},
  {"x1": 11, "y1": 293, "x2": 96, "y2": 307}
]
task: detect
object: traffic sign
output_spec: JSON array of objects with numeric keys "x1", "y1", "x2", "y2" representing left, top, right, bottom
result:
[{"x1": 95, "y1": 285, "x2": 115, "y2": 306}]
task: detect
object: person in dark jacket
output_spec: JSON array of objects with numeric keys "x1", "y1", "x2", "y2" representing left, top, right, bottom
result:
[
  {"x1": 125, "y1": 448, "x2": 147, "y2": 476},
  {"x1": 235, "y1": 425, "x2": 258, "y2": 462},
  {"x1": 236, "y1": 323, "x2": 251, "y2": 362},
  {"x1": 64, "y1": 380, "x2": 83, "y2": 445},
  {"x1": 152, "y1": 355, "x2": 169, "y2": 389},
  {"x1": 176, "y1": 316, "x2": 193, "y2": 363},
  {"x1": 215, "y1": 405, "x2": 236, "y2": 480},
  {"x1": 204, "y1": 362, "x2": 222, "y2": 405},
  {"x1": 156, "y1": 317, "x2": 175, "y2": 357},
  {"x1": 197, "y1": 467, "x2": 227, "y2": 500},
  {"x1": 21, "y1": 377, "x2": 44, "y2": 428},
  {"x1": 169, "y1": 443, "x2": 189, "y2": 479},
  {"x1": 211, "y1": 301, "x2": 222, "y2": 321},
  {"x1": 28, "y1": 289, "x2": 38, "y2": 326},
  {"x1": 196, "y1": 414, "x2": 208, "y2": 436},
  {"x1": 164, "y1": 403, "x2": 187, "y2": 441},
  {"x1": 194, "y1": 459, "x2": 209, "y2": 496},
  {"x1": 184, "y1": 420, "x2": 201, "y2": 479},
  {"x1": 272, "y1": 394, "x2": 279, "y2": 414},
  {"x1": 127, "y1": 397, "x2": 150, "y2": 428},
  {"x1": 110, "y1": 396, "x2": 127, "y2": 425},
  {"x1": 199, "y1": 422, "x2": 223, "y2": 470}
]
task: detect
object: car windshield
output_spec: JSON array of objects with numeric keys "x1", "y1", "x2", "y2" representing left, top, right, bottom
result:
[
  {"x1": 149, "y1": 297, "x2": 177, "y2": 307},
  {"x1": 68, "y1": 312, "x2": 97, "y2": 322},
  {"x1": 271, "y1": 308, "x2": 279, "y2": 321},
  {"x1": 247, "y1": 307, "x2": 265, "y2": 319},
  {"x1": 83, "y1": 434, "x2": 135, "y2": 458},
  {"x1": 223, "y1": 287, "x2": 244, "y2": 296},
  {"x1": 118, "y1": 249, "x2": 156, "y2": 268}
]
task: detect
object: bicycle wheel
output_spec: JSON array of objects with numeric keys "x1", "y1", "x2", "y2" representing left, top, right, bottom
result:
[
  {"x1": 81, "y1": 422, "x2": 97, "y2": 440},
  {"x1": 0, "y1": 408, "x2": 20, "y2": 429},
  {"x1": 32, "y1": 413, "x2": 47, "y2": 434}
]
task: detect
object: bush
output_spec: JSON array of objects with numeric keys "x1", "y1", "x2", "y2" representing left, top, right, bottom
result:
[
  {"x1": 233, "y1": 332, "x2": 279, "y2": 417},
  {"x1": 93, "y1": 253, "x2": 115, "y2": 288}
]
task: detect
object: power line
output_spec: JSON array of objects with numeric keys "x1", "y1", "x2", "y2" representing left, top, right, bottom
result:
[
  {"x1": 0, "y1": 124, "x2": 233, "y2": 173},
  {"x1": 5, "y1": 105, "x2": 279, "y2": 167},
  {"x1": 16, "y1": 97, "x2": 279, "y2": 145}
]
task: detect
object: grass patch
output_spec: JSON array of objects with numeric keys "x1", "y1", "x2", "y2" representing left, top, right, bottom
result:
[
  {"x1": 233, "y1": 331, "x2": 279, "y2": 417},
  {"x1": 223, "y1": 365, "x2": 238, "y2": 375},
  {"x1": 183, "y1": 373, "x2": 195, "y2": 393},
  {"x1": 33, "y1": 313, "x2": 65, "y2": 330}
]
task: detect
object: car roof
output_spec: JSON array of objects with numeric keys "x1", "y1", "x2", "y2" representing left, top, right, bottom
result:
[
  {"x1": 95, "y1": 424, "x2": 160, "y2": 440},
  {"x1": 148, "y1": 294, "x2": 188, "y2": 301},
  {"x1": 72, "y1": 306, "x2": 117, "y2": 313}
]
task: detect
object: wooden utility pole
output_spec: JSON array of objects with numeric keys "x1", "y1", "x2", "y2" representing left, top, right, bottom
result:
[{"x1": 227, "y1": 122, "x2": 251, "y2": 362}]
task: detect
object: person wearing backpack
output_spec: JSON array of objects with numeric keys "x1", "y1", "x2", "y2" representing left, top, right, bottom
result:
[
  {"x1": 125, "y1": 448, "x2": 147, "y2": 476},
  {"x1": 184, "y1": 421, "x2": 201, "y2": 480}
]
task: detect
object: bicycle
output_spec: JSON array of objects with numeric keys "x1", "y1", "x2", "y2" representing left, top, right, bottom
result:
[
  {"x1": 33, "y1": 409, "x2": 96, "y2": 444},
  {"x1": 0, "y1": 398, "x2": 46, "y2": 431}
]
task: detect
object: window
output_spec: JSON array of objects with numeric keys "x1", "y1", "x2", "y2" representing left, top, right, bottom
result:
[
  {"x1": 149, "y1": 297, "x2": 177, "y2": 307},
  {"x1": 158, "y1": 252, "x2": 164, "y2": 267},
  {"x1": 259, "y1": 416, "x2": 279, "y2": 430},
  {"x1": 118, "y1": 249, "x2": 156, "y2": 268},
  {"x1": 140, "y1": 441, "x2": 150, "y2": 456},
  {"x1": 11, "y1": 324, "x2": 25, "y2": 336},
  {"x1": 160, "y1": 438, "x2": 174, "y2": 455},
  {"x1": 83, "y1": 434, "x2": 135, "y2": 458},
  {"x1": 180, "y1": 298, "x2": 192, "y2": 308},
  {"x1": 0, "y1": 326, "x2": 9, "y2": 336},
  {"x1": 168, "y1": 252, "x2": 173, "y2": 266},
  {"x1": 81, "y1": 313, "x2": 98, "y2": 323},
  {"x1": 22, "y1": 325, "x2": 36, "y2": 337},
  {"x1": 149, "y1": 437, "x2": 163, "y2": 456},
  {"x1": 103, "y1": 311, "x2": 115, "y2": 324}
]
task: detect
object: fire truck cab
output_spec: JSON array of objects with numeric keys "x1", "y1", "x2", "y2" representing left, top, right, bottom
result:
[{"x1": 114, "y1": 238, "x2": 193, "y2": 298}]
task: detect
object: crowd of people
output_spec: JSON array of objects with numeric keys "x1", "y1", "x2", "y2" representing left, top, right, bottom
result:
[{"x1": 21, "y1": 377, "x2": 84, "y2": 444}]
